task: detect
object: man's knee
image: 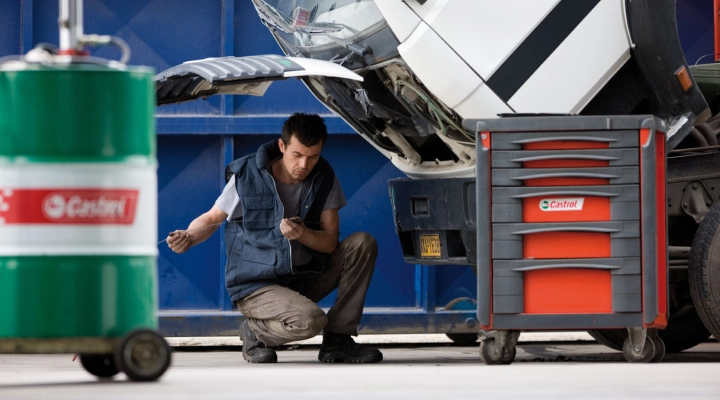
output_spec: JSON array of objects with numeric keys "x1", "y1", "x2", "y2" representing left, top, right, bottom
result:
[
  {"x1": 296, "y1": 306, "x2": 328, "y2": 338},
  {"x1": 344, "y1": 231, "x2": 378, "y2": 254}
]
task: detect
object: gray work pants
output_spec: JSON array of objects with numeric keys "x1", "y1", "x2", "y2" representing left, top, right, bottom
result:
[{"x1": 234, "y1": 232, "x2": 378, "y2": 347}]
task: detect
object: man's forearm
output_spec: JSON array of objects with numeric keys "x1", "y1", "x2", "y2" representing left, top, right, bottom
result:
[
  {"x1": 186, "y1": 214, "x2": 222, "y2": 247},
  {"x1": 296, "y1": 228, "x2": 338, "y2": 254}
]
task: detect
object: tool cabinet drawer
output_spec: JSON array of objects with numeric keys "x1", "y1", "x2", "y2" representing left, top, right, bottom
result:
[
  {"x1": 491, "y1": 148, "x2": 639, "y2": 169},
  {"x1": 492, "y1": 166, "x2": 639, "y2": 187},
  {"x1": 491, "y1": 221, "x2": 640, "y2": 259},
  {"x1": 490, "y1": 129, "x2": 640, "y2": 150},
  {"x1": 491, "y1": 185, "x2": 639, "y2": 223},
  {"x1": 492, "y1": 257, "x2": 642, "y2": 315}
]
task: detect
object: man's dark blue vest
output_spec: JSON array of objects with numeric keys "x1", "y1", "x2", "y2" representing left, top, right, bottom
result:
[{"x1": 223, "y1": 140, "x2": 335, "y2": 302}]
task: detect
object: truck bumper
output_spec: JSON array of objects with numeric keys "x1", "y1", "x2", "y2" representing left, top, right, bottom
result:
[{"x1": 388, "y1": 177, "x2": 477, "y2": 265}]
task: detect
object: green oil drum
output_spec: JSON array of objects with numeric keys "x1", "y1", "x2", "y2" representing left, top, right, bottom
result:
[{"x1": 0, "y1": 63, "x2": 158, "y2": 340}]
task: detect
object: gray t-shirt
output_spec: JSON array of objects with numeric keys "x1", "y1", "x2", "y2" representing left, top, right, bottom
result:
[{"x1": 216, "y1": 161, "x2": 346, "y2": 266}]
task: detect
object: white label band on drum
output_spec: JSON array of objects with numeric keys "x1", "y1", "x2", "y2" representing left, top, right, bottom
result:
[{"x1": 0, "y1": 164, "x2": 157, "y2": 256}]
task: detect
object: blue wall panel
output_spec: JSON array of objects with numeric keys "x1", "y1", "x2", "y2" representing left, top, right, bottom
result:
[
  {"x1": 0, "y1": 1, "x2": 21, "y2": 56},
  {"x1": 677, "y1": 0, "x2": 714, "y2": 65},
  {"x1": 157, "y1": 135, "x2": 226, "y2": 310},
  {"x1": 435, "y1": 266, "x2": 476, "y2": 307},
  {"x1": 28, "y1": 0, "x2": 225, "y2": 114}
]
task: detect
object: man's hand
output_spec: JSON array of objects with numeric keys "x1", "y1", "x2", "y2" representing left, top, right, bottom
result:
[
  {"x1": 280, "y1": 216, "x2": 305, "y2": 240},
  {"x1": 167, "y1": 230, "x2": 192, "y2": 254}
]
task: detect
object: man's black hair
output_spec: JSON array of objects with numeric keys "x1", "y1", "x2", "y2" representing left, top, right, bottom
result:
[{"x1": 281, "y1": 113, "x2": 328, "y2": 148}]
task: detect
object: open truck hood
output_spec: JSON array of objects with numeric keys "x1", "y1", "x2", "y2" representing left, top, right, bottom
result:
[
  {"x1": 157, "y1": 0, "x2": 712, "y2": 180},
  {"x1": 155, "y1": 54, "x2": 362, "y2": 105}
]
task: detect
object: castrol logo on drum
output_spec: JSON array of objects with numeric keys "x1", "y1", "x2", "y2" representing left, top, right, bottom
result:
[{"x1": 0, "y1": 189, "x2": 139, "y2": 225}]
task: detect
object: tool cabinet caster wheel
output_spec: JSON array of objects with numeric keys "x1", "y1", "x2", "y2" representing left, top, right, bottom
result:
[
  {"x1": 651, "y1": 337, "x2": 666, "y2": 363},
  {"x1": 80, "y1": 354, "x2": 119, "y2": 378},
  {"x1": 622, "y1": 336, "x2": 655, "y2": 363},
  {"x1": 114, "y1": 329, "x2": 172, "y2": 381},
  {"x1": 480, "y1": 338, "x2": 516, "y2": 365}
]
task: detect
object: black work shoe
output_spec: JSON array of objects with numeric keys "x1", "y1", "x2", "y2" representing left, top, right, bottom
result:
[
  {"x1": 238, "y1": 320, "x2": 277, "y2": 363},
  {"x1": 318, "y1": 331, "x2": 383, "y2": 363}
]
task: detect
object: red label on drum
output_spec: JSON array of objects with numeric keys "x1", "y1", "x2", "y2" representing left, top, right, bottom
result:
[{"x1": 0, "y1": 189, "x2": 139, "y2": 225}]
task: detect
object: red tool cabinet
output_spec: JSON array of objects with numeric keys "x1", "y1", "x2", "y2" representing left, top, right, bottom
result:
[{"x1": 469, "y1": 115, "x2": 668, "y2": 364}]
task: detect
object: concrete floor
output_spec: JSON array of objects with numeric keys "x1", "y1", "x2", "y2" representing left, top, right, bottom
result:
[{"x1": 2, "y1": 339, "x2": 720, "y2": 399}]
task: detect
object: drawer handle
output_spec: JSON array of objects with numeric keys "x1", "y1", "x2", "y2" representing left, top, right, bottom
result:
[
  {"x1": 511, "y1": 190, "x2": 620, "y2": 198},
  {"x1": 512, "y1": 264, "x2": 621, "y2": 271},
  {"x1": 512, "y1": 136, "x2": 617, "y2": 144},
  {"x1": 511, "y1": 172, "x2": 618, "y2": 180},
  {"x1": 512, "y1": 227, "x2": 620, "y2": 235},
  {"x1": 511, "y1": 154, "x2": 618, "y2": 162}
]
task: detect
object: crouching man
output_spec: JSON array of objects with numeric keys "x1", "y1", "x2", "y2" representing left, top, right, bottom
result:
[{"x1": 167, "y1": 113, "x2": 382, "y2": 364}]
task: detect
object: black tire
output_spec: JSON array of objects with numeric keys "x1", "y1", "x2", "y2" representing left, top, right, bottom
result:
[
  {"x1": 651, "y1": 337, "x2": 666, "y2": 363},
  {"x1": 656, "y1": 306, "x2": 711, "y2": 352},
  {"x1": 479, "y1": 338, "x2": 515, "y2": 365},
  {"x1": 587, "y1": 329, "x2": 625, "y2": 351},
  {"x1": 80, "y1": 354, "x2": 119, "y2": 378},
  {"x1": 114, "y1": 329, "x2": 172, "y2": 382},
  {"x1": 444, "y1": 297, "x2": 479, "y2": 345},
  {"x1": 622, "y1": 337, "x2": 655, "y2": 363},
  {"x1": 445, "y1": 333, "x2": 479, "y2": 345},
  {"x1": 587, "y1": 305, "x2": 710, "y2": 352},
  {"x1": 689, "y1": 200, "x2": 720, "y2": 341}
]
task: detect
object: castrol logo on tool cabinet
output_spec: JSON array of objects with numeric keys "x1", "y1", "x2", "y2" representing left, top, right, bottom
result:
[
  {"x1": 539, "y1": 198, "x2": 585, "y2": 212},
  {"x1": 0, "y1": 189, "x2": 139, "y2": 225}
]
